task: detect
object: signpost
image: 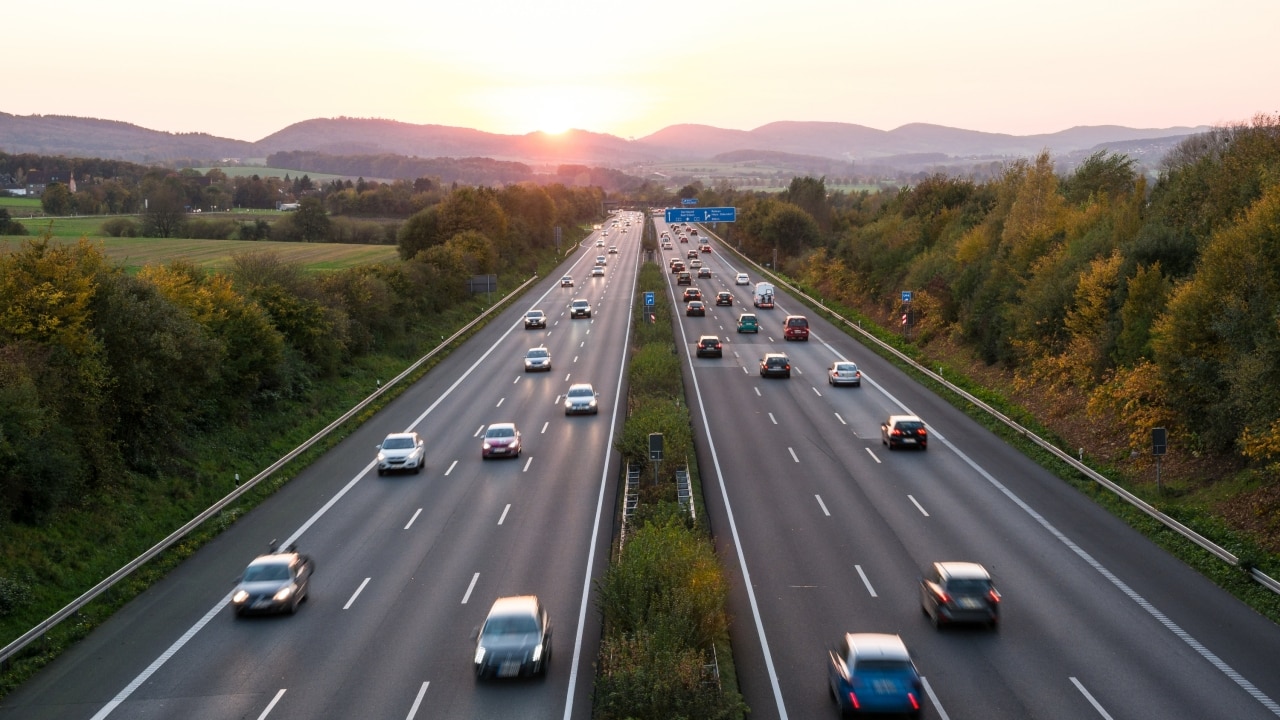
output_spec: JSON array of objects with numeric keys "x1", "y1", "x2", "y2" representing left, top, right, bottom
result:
[
  {"x1": 649, "y1": 433, "x2": 664, "y2": 485},
  {"x1": 681, "y1": 198, "x2": 698, "y2": 205},
  {"x1": 665, "y1": 207, "x2": 737, "y2": 223},
  {"x1": 1152, "y1": 427, "x2": 1167, "y2": 491},
  {"x1": 644, "y1": 291, "x2": 655, "y2": 323}
]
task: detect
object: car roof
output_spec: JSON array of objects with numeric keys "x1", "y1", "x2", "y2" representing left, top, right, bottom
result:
[
  {"x1": 246, "y1": 552, "x2": 299, "y2": 568},
  {"x1": 935, "y1": 561, "x2": 991, "y2": 580},
  {"x1": 526, "y1": 346, "x2": 548, "y2": 354},
  {"x1": 486, "y1": 422, "x2": 516, "y2": 432},
  {"x1": 527, "y1": 309, "x2": 544, "y2": 314},
  {"x1": 568, "y1": 383, "x2": 594, "y2": 392},
  {"x1": 383, "y1": 432, "x2": 417, "y2": 441},
  {"x1": 764, "y1": 352, "x2": 788, "y2": 359},
  {"x1": 486, "y1": 595, "x2": 541, "y2": 618},
  {"x1": 844, "y1": 633, "x2": 911, "y2": 661},
  {"x1": 888, "y1": 414, "x2": 923, "y2": 424}
]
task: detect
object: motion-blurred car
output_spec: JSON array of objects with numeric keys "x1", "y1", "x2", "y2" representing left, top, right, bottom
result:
[
  {"x1": 591, "y1": 265, "x2": 605, "y2": 277},
  {"x1": 735, "y1": 272, "x2": 750, "y2": 285},
  {"x1": 376, "y1": 432, "x2": 426, "y2": 475},
  {"x1": 699, "y1": 243, "x2": 711, "y2": 253},
  {"x1": 608, "y1": 245, "x2": 618, "y2": 254},
  {"x1": 231, "y1": 543, "x2": 315, "y2": 616},
  {"x1": 827, "y1": 633, "x2": 923, "y2": 717},
  {"x1": 474, "y1": 595, "x2": 551, "y2": 679},
  {"x1": 687, "y1": 249, "x2": 699, "y2": 259},
  {"x1": 695, "y1": 335, "x2": 722, "y2": 357},
  {"x1": 564, "y1": 383, "x2": 600, "y2": 415},
  {"x1": 523, "y1": 309, "x2": 547, "y2": 329},
  {"x1": 570, "y1": 299, "x2": 592, "y2": 318},
  {"x1": 715, "y1": 291, "x2": 733, "y2": 306},
  {"x1": 827, "y1": 361, "x2": 862, "y2": 387},
  {"x1": 596, "y1": 255, "x2": 607, "y2": 266},
  {"x1": 482, "y1": 422, "x2": 522, "y2": 458},
  {"x1": 686, "y1": 300, "x2": 706, "y2": 316},
  {"x1": 881, "y1": 415, "x2": 927, "y2": 450},
  {"x1": 523, "y1": 346, "x2": 552, "y2": 372},
  {"x1": 919, "y1": 561, "x2": 1000, "y2": 629},
  {"x1": 697, "y1": 267, "x2": 712, "y2": 279},
  {"x1": 759, "y1": 353, "x2": 791, "y2": 378},
  {"x1": 560, "y1": 275, "x2": 574, "y2": 287},
  {"x1": 737, "y1": 313, "x2": 759, "y2": 333}
]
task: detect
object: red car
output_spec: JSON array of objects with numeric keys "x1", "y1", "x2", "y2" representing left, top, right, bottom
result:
[{"x1": 481, "y1": 422, "x2": 522, "y2": 458}]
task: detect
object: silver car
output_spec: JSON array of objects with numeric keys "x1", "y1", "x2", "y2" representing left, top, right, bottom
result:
[
  {"x1": 564, "y1": 383, "x2": 599, "y2": 415},
  {"x1": 376, "y1": 432, "x2": 425, "y2": 475},
  {"x1": 827, "y1": 361, "x2": 862, "y2": 387},
  {"x1": 231, "y1": 544, "x2": 315, "y2": 616},
  {"x1": 524, "y1": 346, "x2": 552, "y2": 372}
]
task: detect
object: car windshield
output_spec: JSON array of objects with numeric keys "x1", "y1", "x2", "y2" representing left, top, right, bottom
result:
[
  {"x1": 483, "y1": 615, "x2": 539, "y2": 637},
  {"x1": 527, "y1": 349, "x2": 548, "y2": 358},
  {"x1": 382, "y1": 437, "x2": 414, "y2": 449},
  {"x1": 898, "y1": 421, "x2": 924, "y2": 431},
  {"x1": 835, "y1": 363, "x2": 856, "y2": 372},
  {"x1": 487, "y1": 427, "x2": 514, "y2": 438},
  {"x1": 244, "y1": 563, "x2": 291, "y2": 582},
  {"x1": 568, "y1": 388, "x2": 593, "y2": 398},
  {"x1": 527, "y1": 312, "x2": 543, "y2": 318}
]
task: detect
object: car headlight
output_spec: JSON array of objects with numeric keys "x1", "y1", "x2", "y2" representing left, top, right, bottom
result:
[
  {"x1": 531, "y1": 643, "x2": 543, "y2": 662},
  {"x1": 232, "y1": 590, "x2": 249, "y2": 604},
  {"x1": 377, "y1": 452, "x2": 387, "y2": 462},
  {"x1": 483, "y1": 442, "x2": 492, "y2": 450},
  {"x1": 475, "y1": 646, "x2": 486, "y2": 664},
  {"x1": 273, "y1": 587, "x2": 294, "y2": 602},
  {"x1": 588, "y1": 399, "x2": 597, "y2": 407}
]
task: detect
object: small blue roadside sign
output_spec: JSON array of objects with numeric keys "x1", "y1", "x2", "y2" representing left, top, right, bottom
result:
[
  {"x1": 901, "y1": 290, "x2": 913, "y2": 303},
  {"x1": 681, "y1": 198, "x2": 698, "y2": 205},
  {"x1": 644, "y1": 291, "x2": 655, "y2": 306},
  {"x1": 665, "y1": 207, "x2": 737, "y2": 223}
]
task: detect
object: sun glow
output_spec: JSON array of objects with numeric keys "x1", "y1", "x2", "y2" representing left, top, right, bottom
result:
[{"x1": 471, "y1": 84, "x2": 638, "y2": 136}]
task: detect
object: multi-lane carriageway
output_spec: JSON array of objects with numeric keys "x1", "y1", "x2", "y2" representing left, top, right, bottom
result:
[{"x1": 2, "y1": 213, "x2": 1279, "y2": 719}]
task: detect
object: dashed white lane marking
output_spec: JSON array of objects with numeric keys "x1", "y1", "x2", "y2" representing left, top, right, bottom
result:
[
  {"x1": 405, "y1": 682, "x2": 430, "y2": 720},
  {"x1": 815, "y1": 495, "x2": 830, "y2": 516},
  {"x1": 1069, "y1": 677, "x2": 1115, "y2": 720},
  {"x1": 461, "y1": 572, "x2": 479, "y2": 604},
  {"x1": 404, "y1": 508, "x2": 422, "y2": 530},
  {"x1": 498, "y1": 504, "x2": 510, "y2": 525},
  {"x1": 255, "y1": 688, "x2": 286, "y2": 720},
  {"x1": 855, "y1": 565, "x2": 877, "y2": 597},
  {"x1": 344, "y1": 578, "x2": 371, "y2": 610},
  {"x1": 908, "y1": 495, "x2": 930, "y2": 516}
]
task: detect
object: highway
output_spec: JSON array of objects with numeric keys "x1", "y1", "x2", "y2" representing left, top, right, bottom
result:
[
  {"x1": 0, "y1": 215, "x2": 648, "y2": 720},
  {"x1": 5, "y1": 212, "x2": 1280, "y2": 720},
  {"x1": 658, "y1": 220, "x2": 1280, "y2": 719}
]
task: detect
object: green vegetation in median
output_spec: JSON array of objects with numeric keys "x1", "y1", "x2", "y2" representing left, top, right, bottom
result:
[{"x1": 593, "y1": 259, "x2": 746, "y2": 720}]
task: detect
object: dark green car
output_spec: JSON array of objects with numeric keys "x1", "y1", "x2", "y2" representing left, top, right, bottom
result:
[{"x1": 737, "y1": 313, "x2": 759, "y2": 333}]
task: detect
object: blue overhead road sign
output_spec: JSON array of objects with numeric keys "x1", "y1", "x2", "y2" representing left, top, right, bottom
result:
[{"x1": 665, "y1": 207, "x2": 737, "y2": 223}]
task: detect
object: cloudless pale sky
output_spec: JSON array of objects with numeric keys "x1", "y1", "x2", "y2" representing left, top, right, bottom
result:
[{"x1": 8, "y1": 0, "x2": 1277, "y2": 142}]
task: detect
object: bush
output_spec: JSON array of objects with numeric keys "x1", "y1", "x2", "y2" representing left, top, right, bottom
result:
[
  {"x1": 100, "y1": 218, "x2": 139, "y2": 237},
  {"x1": 0, "y1": 577, "x2": 32, "y2": 617},
  {"x1": 182, "y1": 218, "x2": 236, "y2": 240},
  {"x1": 595, "y1": 631, "x2": 745, "y2": 720}
]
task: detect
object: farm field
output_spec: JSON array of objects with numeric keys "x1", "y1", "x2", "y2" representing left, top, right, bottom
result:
[{"x1": 0, "y1": 235, "x2": 399, "y2": 272}]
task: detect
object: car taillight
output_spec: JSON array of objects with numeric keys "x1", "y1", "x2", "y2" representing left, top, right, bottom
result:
[
  {"x1": 918, "y1": 428, "x2": 927, "y2": 435},
  {"x1": 933, "y1": 587, "x2": 951, "y2": 604},
  {"x1": 715, "y1": 343, "x2": 721, "y2": 349},
  {"x1": 848, "y1": 691, "x2": 860, "y2": 710},
  {"x1": 988, "y1": 589, "x2": 1001, "y2": 603},
  {"x1": 784, "y1": 364, "x2": 790, "y2": 370},
  {"x1": 892, "y1": 429, "x2": 903, "y2": 436},
  {"x1": 908, "y1": 692, "x2": 920, "y2": 710},
  {"x1": 855, "y1": 371, "x2": 861, "y2": 378}
]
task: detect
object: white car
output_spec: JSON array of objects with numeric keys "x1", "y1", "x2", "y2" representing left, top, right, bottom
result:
[
  {"x1": 592, "y1": 265, "x2": 605, "y2": 277},
  {"x1": 376, "y1": 432, "x2": 426, "y2": 475},
  {"x1": 608, "y1": 246, "x2": 618, "y2": 254},
  {"x1": 596, "y1": 255, "x2": 607, "y2": 266},
  {"x1": 735, "y1": 273, "x2": 750, "y2": 285}
]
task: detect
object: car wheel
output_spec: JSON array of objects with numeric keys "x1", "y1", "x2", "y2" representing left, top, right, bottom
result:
[
  {"x1": 377, "y1": 468, "x2": 385, "y2": 476},
  {"x1": 414, "y1": 464, "x2": 422, "y2": 475},
  {"x1": 785, "y1": 371, "x2": 791, "y2": 378}
]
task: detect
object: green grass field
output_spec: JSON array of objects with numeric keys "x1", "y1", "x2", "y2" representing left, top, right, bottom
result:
[
  {"x1": 192, "y1": 166, "x2": 378, "y2": 183},
  {"x1": 0, "y1": 235, "x2": 399, "y2": 272}
]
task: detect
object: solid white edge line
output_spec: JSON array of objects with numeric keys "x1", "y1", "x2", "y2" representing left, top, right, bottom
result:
[
  {"x1": 404, "y1": 508, "x2": 422, "y2": 530},
  {"x1": 1069, "y1": 676, "x2": 1116, "y2": 720},
  {"x1": 815, "y1": 495, "x2": 830, "y2": 517},
  {"x1": 854, "y1": 565, "x2": 877, "y2": 597},
  {"x1": 921, "y1": 676, "x2": 951, "y2": 720},
  {"x1": 461, "y1": 572, "x2": 479, "y2": 604},
  {"x1": 405, "y1": 681, "x2": 430, "y2": 720},
  {"x1": 255, "y1": 688, "x2": 287, "y2": 720},
  {"x1": 498, "y1": 504, "x2": 510, "y2": 525},
  {"x1": 865, "y1": 372, "x2": 1280, "y2": 716},
  {"x1": 670, "y1": 266, "x2": 792, "y2": 720},
  {"x1": 562, "y1": 238, "x2": 640, "y2": 720},
  {"x1": 343, "y1": 577, "x2": 371, "y2": 610}
]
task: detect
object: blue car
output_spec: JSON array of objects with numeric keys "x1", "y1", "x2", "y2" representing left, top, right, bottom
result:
[{"x1": 828, "y1": 633, "x2": 923, "y2": 717}]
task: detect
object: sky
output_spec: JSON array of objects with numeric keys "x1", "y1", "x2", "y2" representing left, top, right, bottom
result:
[{"x1": 8, "y1": 0, "x2": 1278, "y2": 142}]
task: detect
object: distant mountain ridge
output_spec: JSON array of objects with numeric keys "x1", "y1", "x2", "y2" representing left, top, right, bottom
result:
[{"x1": 0, "y1": 111, "x2": 1210, "y2": 172}]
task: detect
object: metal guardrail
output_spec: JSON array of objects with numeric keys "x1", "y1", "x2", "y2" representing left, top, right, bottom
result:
[
  {"x1": 702, "y1": 227, "x2": 1280, "y2": 597},
  {"x1": 0, "y1": 274, "x2": 540, "y2": 666}
]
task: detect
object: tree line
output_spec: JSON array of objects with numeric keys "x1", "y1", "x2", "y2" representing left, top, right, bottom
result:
[
  {"x1": 684, "y1": 114, "x2": 1280, "y2": 478},
  {"x1": 0, "y1": 182, "x2": 602, "y2": 524}
]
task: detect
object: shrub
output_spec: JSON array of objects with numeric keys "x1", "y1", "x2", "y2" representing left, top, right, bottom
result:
[{"x1": 100, "y1": 218, "x2": 139, "y2": 237}]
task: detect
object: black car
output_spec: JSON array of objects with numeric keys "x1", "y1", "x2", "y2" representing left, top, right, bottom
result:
[
  {"x1": 881, "y1": 415, "x2": 928, "y2": 450},
  {"x1": 231, "y1": 543, "x2": 315, "y2": 616},
  {"x1": 920, "y1": 562, "x2": 1000, "y2": 628},
  {"x1": 715, "y1": 291, "x2": 733, "y2": 306},
  {"x1": 696, "y1": 335, "x2": 722, "y2": 357},
  {"x1": 686, "y1": 300, "x2": 706, "y2": 316},
  {"x1": 759, "y1": 353, "x2": 791, "y2": 378},
  {"x1": 474, "y1": 596, "x2": 552, "y2": 679}
]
